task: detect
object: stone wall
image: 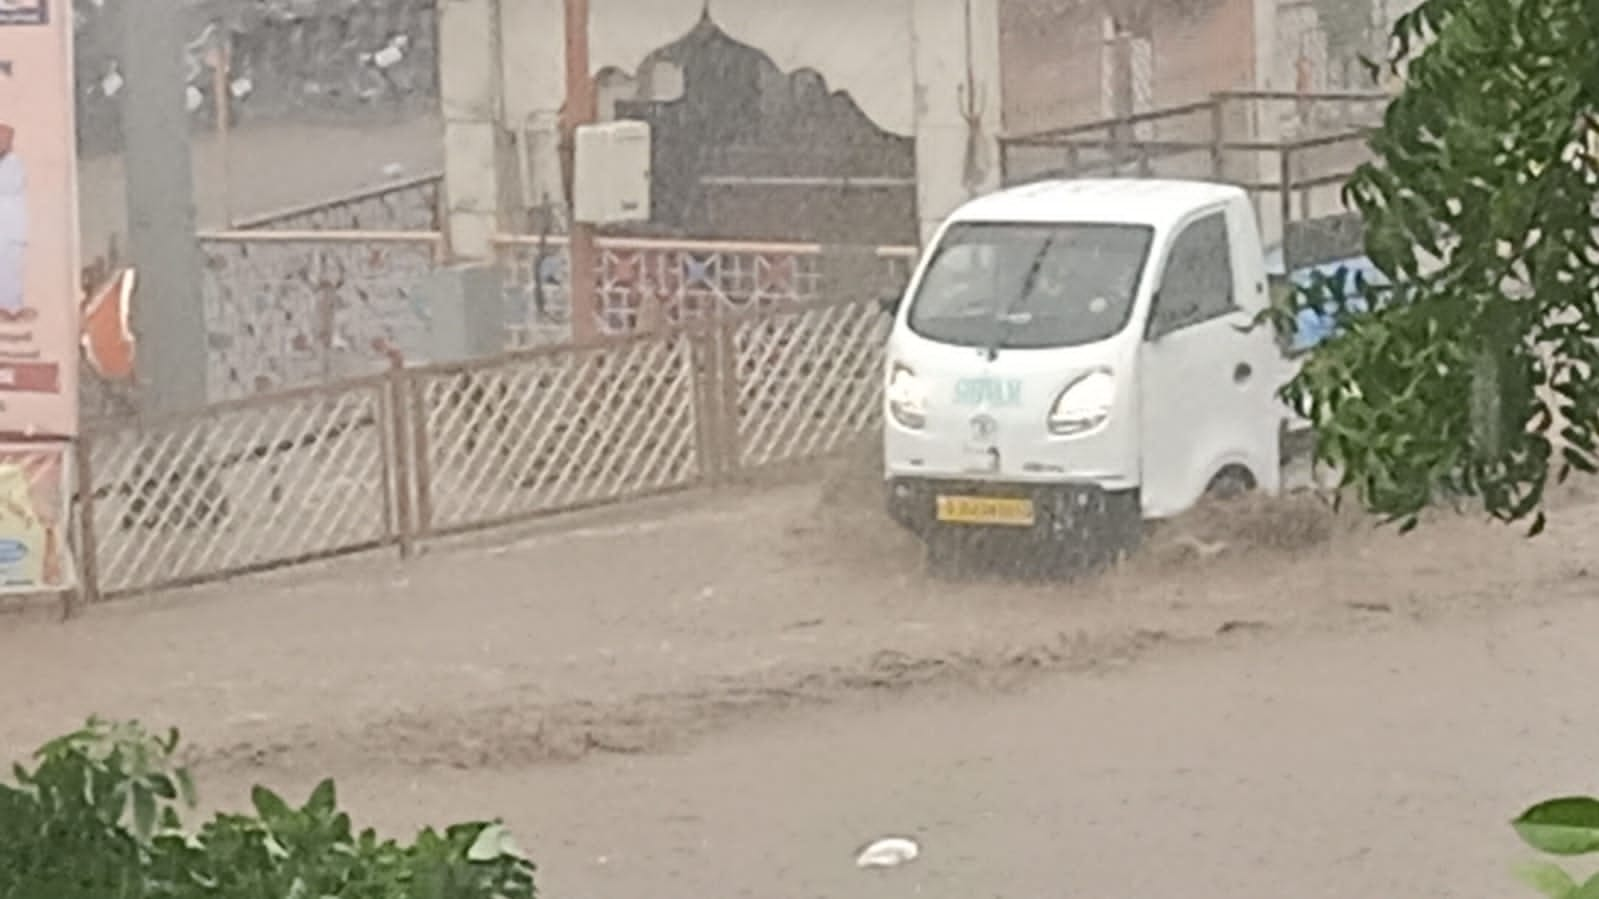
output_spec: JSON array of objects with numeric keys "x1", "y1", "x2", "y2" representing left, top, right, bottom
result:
[{"x1": 73, "y1": 0, "x2": 439, "y2": 157}]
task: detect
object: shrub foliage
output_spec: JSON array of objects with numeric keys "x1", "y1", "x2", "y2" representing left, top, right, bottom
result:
[{"x1": 0, "y1": 718, "x2": 537, "y2": 899}]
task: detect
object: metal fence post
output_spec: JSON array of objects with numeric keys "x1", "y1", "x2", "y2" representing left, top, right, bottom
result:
[
  {"x1": 1279, "y1": 145, "x2": 1296, "y2": 265},
  {"x1": 72, "y1": 436, "x2": 101, "y2": 610},
  {"x1": 385, "y1": 359, "x2": 415, "y2": 559},
  {"x1": 1209, "y1": 94, "x2": 1226, "y2": 180},
  {"x1": 408, "y1": 371, "x2": 436, "y2": 539},
  {"x1": 686, "y1": 326, "x2": 713, "y2": 484},
  {"x1": 714, "y1": 320, "x2": 742, "y2": 479}
]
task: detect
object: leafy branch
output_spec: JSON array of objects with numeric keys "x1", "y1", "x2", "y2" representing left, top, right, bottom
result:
[{"x1": 1278, "y1": 0, "x2": 1599, "y2": 531}]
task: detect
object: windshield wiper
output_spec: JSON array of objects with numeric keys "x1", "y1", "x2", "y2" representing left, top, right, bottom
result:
[{"x1": 985, "y1": 238, "x2": 1054, "y2": 361}]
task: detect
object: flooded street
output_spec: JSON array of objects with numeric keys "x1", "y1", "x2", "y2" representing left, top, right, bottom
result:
[{"x1": 3, "y1": 463, "x2": 1596, "y2": 897}]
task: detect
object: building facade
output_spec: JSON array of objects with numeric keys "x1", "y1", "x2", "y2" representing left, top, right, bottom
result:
[
  {"x1": 441, "y1": 0, "x2": 1012, "y2": 254},
  {"x1": 437, "y1": 0, "x2": 1357, "y2": 256}
]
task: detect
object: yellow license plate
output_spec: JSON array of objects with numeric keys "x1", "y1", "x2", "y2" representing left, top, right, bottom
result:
[{"x1": 934, "y1": 495, "x2": 1036, "y2": 527}]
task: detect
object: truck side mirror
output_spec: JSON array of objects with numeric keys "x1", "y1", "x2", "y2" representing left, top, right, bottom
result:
[{"x1": 878, "y1": 289, "x2": 903, "y2": 318}]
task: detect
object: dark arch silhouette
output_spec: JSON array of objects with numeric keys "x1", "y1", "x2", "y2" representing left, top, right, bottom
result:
[{"x1": 609, "y1": 14, "x2": 916, "y2": 244}]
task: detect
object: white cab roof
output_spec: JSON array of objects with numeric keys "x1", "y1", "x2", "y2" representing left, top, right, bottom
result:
[{"x1": 946, "y1": 178, "x2": 1245, "y2": 231}]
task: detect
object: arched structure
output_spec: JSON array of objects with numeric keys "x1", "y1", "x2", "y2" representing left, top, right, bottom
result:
[
  {"x1": 440, "y1": 0, "x2": 1004, "y2": 255},
  {"x1": 583, "y1": 0, "x2": 916, "y2": 138},
  {"x1": 596, "y1": 16, "x2": 916, "y2": 243}
]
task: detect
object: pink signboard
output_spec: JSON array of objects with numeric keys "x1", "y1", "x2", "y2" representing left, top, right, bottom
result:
[{"x1": 0, "y1": 0, "x2": 80, "y2": 437}]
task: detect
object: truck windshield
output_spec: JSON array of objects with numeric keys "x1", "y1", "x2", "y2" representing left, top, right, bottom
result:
[{"x1": 906, "y1": 221, "x2": 1154, "y2": 350}]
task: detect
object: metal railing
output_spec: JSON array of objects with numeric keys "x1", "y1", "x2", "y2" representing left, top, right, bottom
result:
[
  {"x1": 78, "y1": 373, "x2": 402, "y2": 597},
  {"x1": 1000, "y1": 89, "x2": 1390, "y2": 268},
  {"x1": 230, "y1": 171, "x2": 445, "y2": 233},
  {"x1": 73, "y1": 293, "x2": 893, "y2": 601}
]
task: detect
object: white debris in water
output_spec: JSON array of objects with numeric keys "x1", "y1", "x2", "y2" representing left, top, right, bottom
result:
[
  {"x1": 381, "y1": 162, "x2": 406, "y2": 178},
  {"x1": 373, "y1": 44, "x2": 404, "y2": 70},
  {"x1": 855, "y1": 836, "x2": 920, "y2": 869},
  {"x1": 230, "y1": 76, "x2": 253, "y2": 99},
  {"x1": 100, "y1": 65, "x2": 123, "y2": 98},
  {"x1": 185, "y1": 85, "x2": 204, "y2": 113}
]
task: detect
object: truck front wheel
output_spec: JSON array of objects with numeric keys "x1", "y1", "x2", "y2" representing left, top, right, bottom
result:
[{"x1": 1205, "y1": 465, "x2": 1257, "y2": 501}]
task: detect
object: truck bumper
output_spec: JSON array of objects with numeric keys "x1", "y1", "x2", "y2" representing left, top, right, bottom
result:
[{"x1": 885, "y1": 476, "x2": 1142, "y2": 572}]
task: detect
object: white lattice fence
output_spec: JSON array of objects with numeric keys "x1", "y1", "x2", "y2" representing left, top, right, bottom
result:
[
  {"x1": 75, "y1": 295, "x2": 903, "y2": 597},
  {"x1": 409, "y1": 333, "x2": 706, "y2": 535},
  {"x1": 727, "y1": 299, "x2": 890, "y2": 470},
  {"x1": 81, "y1": 379, "x2": 399, "y2": 597}
]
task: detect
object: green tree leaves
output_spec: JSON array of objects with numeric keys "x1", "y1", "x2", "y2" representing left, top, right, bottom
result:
[
  {"x1": 1517, "y1": 861, "x2": 1580, "y2": 899},
  {"x1": 1517, "y1": 797, "x2": 1599, "y2": 855},
  {"x1": 0, "y1": 719, "x2": 538, "y2": 899},
  {"x1": 1281, "y1": 0, "x2": 1599, "y2": 529},
  {"x1": 1513, "y1": 797, "x2": 1599, "y2": 898}
]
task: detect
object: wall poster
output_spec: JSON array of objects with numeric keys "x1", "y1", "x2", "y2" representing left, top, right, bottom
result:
[{"x1": 0, "y1": 0, "x2": 81, "y2": 438}]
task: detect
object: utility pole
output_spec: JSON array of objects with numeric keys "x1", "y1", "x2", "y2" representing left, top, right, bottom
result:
[
  {"x1": 206, "y1": 28, "x2": 233, "y2": 227},
  {"x1": 562, "y1": 0, "x2": 599, "y2": 341},
  {"x1": 118, "y1": 0, "x2": 208, "y2": 412}
]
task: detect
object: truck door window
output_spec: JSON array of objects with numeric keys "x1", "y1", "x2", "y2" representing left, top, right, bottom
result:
[{"x1": 1150, "y1": 212, "x2": 1234, "y2": 336}]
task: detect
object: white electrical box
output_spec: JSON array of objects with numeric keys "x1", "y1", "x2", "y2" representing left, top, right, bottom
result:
[{"x1": 574, "y1": 120, "x2": 652, "y2": 225}]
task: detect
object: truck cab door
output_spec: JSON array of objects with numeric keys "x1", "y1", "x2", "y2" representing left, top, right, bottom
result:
[{"x1": 1137, "y1": 207, "x2": 1280, "y2": 518}]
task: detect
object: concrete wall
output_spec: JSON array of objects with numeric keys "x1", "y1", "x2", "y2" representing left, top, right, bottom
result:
[
  {"x1": 73, "y1": 0, "x2": 438, "y2": 158},
  {"x1": 999, "y1": 0, "x2": 1262, "y2": 136},
  {"x1": 1274, "y1": 0, "x2": 1401, "y2": 97},
  {"x1": 443, "y1": 0, "x2": 1004, "y2": 255},
  {"x1": 998, "y1": 0, "x2": 1405, "y2": 141}
]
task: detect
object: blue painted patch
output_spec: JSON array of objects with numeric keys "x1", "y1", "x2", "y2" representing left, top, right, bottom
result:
[
  {"x1": 1275, "y1": 254, "x2": 1390, "y2": 353},
  {"x1": 0, "y1": 540, "x2": 30, "y2": 566}
]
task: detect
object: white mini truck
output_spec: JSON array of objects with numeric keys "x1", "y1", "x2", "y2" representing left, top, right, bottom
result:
[{"x1": 882, "y1": 178, "x2": 1296, "y2": 573}]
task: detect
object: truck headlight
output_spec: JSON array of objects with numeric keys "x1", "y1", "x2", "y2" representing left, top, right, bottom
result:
[
  {"x1": 886, "y1": 363, "x2": 927, "y2": 429},
  {"x1": 1048, "y1": 369, "x2": 1115, "y2": 436}
]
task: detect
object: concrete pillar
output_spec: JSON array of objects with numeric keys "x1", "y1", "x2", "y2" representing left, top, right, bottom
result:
[
  {"x1": 439, "y1": 0, "x2": 519, "y2": 260},
  {"x1": 910, "y1": 0, "x2": 1003, "y2": 245},
  {"x1": 1251, "y1": 0, "x2": 1284, "y2": 250},
  {"x1": 499, "y1": 0, "x2": 567, "y2": 229},
  {"x1": 118, "y1": 0, "x2": 208, "y2": 412},
  {"x1": 422, "y1": 264, "x2": 505, "y2": 362}
]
